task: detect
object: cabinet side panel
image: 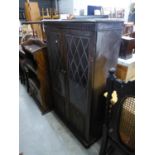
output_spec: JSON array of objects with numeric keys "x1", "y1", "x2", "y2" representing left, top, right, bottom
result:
[{"x1": 91, "y1": 28, "x2": 123, "y2": 138}]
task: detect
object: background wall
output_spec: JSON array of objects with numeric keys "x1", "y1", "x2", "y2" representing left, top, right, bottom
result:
[
  {"x1": 73, "y1": 0, "x2": 133, "y2": 20},
  {"x1": 19, "y1": 0, "x2": 134, "y2": 21},
  {"x1": 58, "y1": 0, "x2": 73, "y2": 14}
]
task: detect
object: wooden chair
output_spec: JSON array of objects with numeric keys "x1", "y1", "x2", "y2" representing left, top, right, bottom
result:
[{"x1": 99, "y1": 68, "x2": 135, "y2": 155}]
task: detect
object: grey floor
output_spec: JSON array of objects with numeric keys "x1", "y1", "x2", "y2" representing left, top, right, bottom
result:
[{"x1": 19, "y1": 83, "x2": 101, "y2": 155}]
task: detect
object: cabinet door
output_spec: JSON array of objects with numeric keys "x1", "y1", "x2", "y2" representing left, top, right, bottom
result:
[
  {"x1": 46, "y1": 30, "x2": 67, "y2": 117},
  {"x1": 64, "y1": 30, "x2": 95, "y2": 138}
]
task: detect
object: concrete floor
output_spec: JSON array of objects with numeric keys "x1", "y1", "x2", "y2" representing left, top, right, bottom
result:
[{"x1": 19, "y1": 83, "x2": 101, "y2": 155}]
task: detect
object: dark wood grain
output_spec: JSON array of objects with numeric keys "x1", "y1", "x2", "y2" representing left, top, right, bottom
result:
[{"x1": 44, "y1": 20, "x2": 123, "y2": 147}]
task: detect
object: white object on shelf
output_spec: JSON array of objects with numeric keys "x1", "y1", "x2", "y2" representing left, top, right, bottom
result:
[
  {"x1": 94, "y1": 10, "x2": 101, "y2": 15},
  {"x1": 118, "y1": 54, "x2": 135, "y2": 67}
]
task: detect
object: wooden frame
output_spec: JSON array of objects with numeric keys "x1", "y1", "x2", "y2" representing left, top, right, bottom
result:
[{"x1": 99, "y1": 68, "x2": 135, "y2": 155}]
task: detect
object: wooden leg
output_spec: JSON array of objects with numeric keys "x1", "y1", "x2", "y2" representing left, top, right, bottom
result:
[{"x1": 99, "y1": 124, "x2": 108, "y2": 155}]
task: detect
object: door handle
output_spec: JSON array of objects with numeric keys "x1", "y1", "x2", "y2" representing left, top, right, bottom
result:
[
  {"x1": 61, "y1": 69, "x2": 66, "y2": 74},
  {"x1": 55, "y1": 40, "x2": 58, "y2": 44}
]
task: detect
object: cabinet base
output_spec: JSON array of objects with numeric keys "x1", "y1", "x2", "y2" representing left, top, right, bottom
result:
[{"x1": 54, "y1": 109, "x2": 102, "y2": 148}]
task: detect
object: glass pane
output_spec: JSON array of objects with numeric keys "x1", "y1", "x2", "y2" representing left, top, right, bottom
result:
[{"x1": 66, "y1": 35, "x2": 89, "y2": 113}]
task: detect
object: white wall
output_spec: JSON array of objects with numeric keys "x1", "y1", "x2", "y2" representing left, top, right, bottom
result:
[
  {"x1": 58, "y1": 0, "x2": 74, "y2": 14},
  {"x1": 73, "y1": 0, "x2": 87, "y2": 15}
]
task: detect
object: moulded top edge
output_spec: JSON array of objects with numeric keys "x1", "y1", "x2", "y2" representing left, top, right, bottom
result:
[{"x1": 42, "y1": 18, "x2": 124, "y2": 23}]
